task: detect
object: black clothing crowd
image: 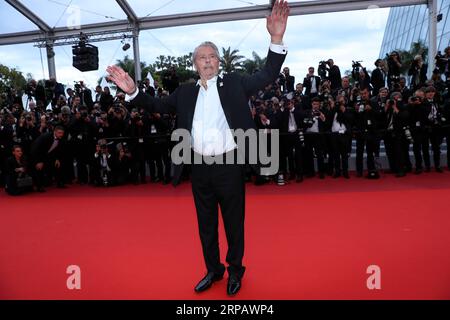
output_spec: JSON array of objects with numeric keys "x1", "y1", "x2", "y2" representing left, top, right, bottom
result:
[{"x1": 1, "y1": 48, "x2": 450, "y2": 195}]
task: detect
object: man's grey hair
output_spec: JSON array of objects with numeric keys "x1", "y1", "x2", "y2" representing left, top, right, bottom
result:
[{"x1": 193, "y1": 41, "x2": 220, "y2": 62}]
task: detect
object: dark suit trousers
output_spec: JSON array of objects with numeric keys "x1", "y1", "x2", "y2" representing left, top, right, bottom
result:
[
  {"x1": 331, "y1": 133, "x2": 351, "y2": 174},
  {"x1": 191, "y1": 150, "x2": 246, "y2": 279},
  {"x1": 356, "y1": 133, "x2": 379, "y2": 174}
]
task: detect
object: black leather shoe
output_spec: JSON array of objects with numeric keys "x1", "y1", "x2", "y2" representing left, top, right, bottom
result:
[
  {"x1": 436, "y1": 167, "x2": 444, "y2": 173},
  {"x1": 227, "y1": 276, "x2": 241, "y2": 296},
  {"x1": 194, "y1": 272, "x2": 223, "y2": 293}
]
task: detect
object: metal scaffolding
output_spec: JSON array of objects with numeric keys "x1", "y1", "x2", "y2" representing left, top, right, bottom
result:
[{"x1": 0, "y1": 0, "x2": 436, "y2": 82}]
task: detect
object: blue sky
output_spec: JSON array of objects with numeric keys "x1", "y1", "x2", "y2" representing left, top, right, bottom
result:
[{"x1": 0, "y1": 0, "x2": 390, "y2": 90}]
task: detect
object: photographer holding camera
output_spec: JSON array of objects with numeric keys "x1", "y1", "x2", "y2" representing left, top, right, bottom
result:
[
  {"x1": 386, "y1": 51, "x2": 402, "y2": 91},
  {"x1": 279, "y1": 67, "x2": 295, "y2": 94},
  {"x1": 16, "y1": 112, "x2": 40, "y2": 156},
  {"x1": 26, "y1": 79, "x2": 47, "y2": 107},
  {"x1": 4, "y1": 145, "x2": 33, "y2": 196},
  {"x1": 435, "y1": 46, "x2": 450, "y2": 90},
  {"x1": 352, "y1": 87, "x2": 381, "y2": 178},
  {"x1": 381, "y1": 92, "x2": 410, "y2": 177},
  {"x1": 303, "y1": 97, "x2": 328, "y2": 179},
  {"x1": 113, "y1": 142, "x2": 132, "y2": 186},
  {"x1": 126, "y1": 108, "x2": 149, "y2": 184},
  {"x1": 407, "y1": 89, "x2": 430, "y2": 174},
  {"x1": 422, "y1": 86, "x2": 446, "y2": 172},
  {"x1": 328, "y1": 94, "x2": 353, "y2": 178},
  {"x1": 68, "y1": 105, "x2": 96, "y2": 184},
  {"x1": 74, "y1": 81, "x2": 94, "y2": 110},
  {"x1": 277, "y1": 98, "x2": 305, "y2": 184},
  {"x1": 92, "y1": 139, "x2": 113, "y2": 187},
  {"x1": 327, "y1": 59, "x2": 342, "y2": 94},
  {"x1": 408, "y1": 55, "x2": 428, "y2": 92},
  {"x1": 371, "y1": 59, "x2": 387, "y2": 96},
  {"x1": 145, "y1": 111, "x2": 172, "y2": 184},
  {"x1": 107, "y1": 102, "x2": 128, "y2": 138},
  {"x1": 303, "y1": 67, "x2": 321, "y2": 99}
]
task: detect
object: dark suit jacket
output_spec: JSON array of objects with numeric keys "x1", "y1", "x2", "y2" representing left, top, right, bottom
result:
[
  {"x1": 280, "y1": 74, "x2": 295, "y2": 93},
  {"x1": 277, "y1": 108, "x2": 304, "y2": 133},
  {"x1": 303, "y1": 75, "x2": 321, "y2": 96},
  {"x1": 130, "y1": 49, "x2": 286, "y2": 186},
  {"x1": 30, "y1": 132, "x2": 64, "y2": 164},
  {"x1": 371, "y1": 68, "x2": 385, "y2": 94}
]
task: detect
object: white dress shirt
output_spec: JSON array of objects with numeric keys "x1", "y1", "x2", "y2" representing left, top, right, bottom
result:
[
  {"x1": 288, "y1": 108, "x2": 297, "y2": 133},
  {"x1": 331, "y1": 112, "x2": 347, "y2": 133},
  {"x1": 310, "y1": 76, "x2": 317, "y2": 94},
  {"x1": 191, "y1": 75, "x2": 236, "y2": 156}
]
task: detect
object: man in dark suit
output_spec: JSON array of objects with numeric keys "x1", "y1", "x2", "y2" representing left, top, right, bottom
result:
[
  {"x1": 371, "y1": 59, "x2": 386, "y2": 96},
  {"x1": 277, "y1": 98, "x2": 305, "y2": 182},
  {"x1": 279, "y1": 66, "x2": 295, "y2": 93},
  {"x1": 30, "y1": 126, "x2": 66, "y2": 192},
  {"x1": 106, "y1": 0, "x2": 290, "y2": 296},
  {"x1": 327, "y1": 59, "x2": 342, "y2": 94},
  {"x1": 303, "y1": 67, "x2": 321, "y2": 98}
]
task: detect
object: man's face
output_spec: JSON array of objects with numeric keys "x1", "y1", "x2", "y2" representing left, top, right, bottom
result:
[
  {"x1": 361, "y1": 89, "x2": 370, "y2": 101},
  {"x1": 379, "y1": 89, "x2": 388, "y2": 99},
  {"x1": 194, "y1": 46, "x2": 220, "y2": 80},
  {"x1": 54, "y1": 129, "x2": 65, "y2": 139},
  {"x1": 283, "y1": 67, "x2": 290, "y2": 75},
  {"x1": 426, "y1": 91, "x2": 436, "y2": 100},
  {"x1": 399, "y1": 79, "x2": 406, "y2": 87},
  {"x1": 312, "y1": 101, "x2": 320, "y2": 110},
  {"x1": 308, "y1": 68, "x2": 314, "y2": 75},
  {"x1": 13, "y1": 147, "x2": 23, "y2": 158},
  {"x1": 296, "y1": 84, "x2": 303, "y2": 92},
  {"x1": 342, "y1": 78, "x2": 350, "y2": 88},
  {"x1": 415, "y1": 91, "x2": 425, "y2": 100},
  {"x1": 96, "y1": 87, "x2": 102, "y2": 94},
  {"x1": 73, "y1": 97, "x2": 81, "y2": 106}
]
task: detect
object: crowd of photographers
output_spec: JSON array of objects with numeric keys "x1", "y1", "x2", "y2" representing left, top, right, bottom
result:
[{"x1": 1, "y1": 47, "x2": 450, "y2": 195}]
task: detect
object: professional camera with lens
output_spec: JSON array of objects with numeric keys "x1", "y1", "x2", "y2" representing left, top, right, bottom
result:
[
  {"x1": 352, "y1": 60, "x2": 363, "y2": 86},
  {"x1": 303, "y1": 117, "x2": 314, "y2": 127},
  {"x1": 404, "y1": 126, "x2": 414, "y2": 144},
  {"x1": 298, "y1": 130, "x2": 305, "y2": 146},
  {"x1": 25, "y1": 83, "x2": 35, "y2": 98},
  {"x1": 318, "y1": 61, "x2": 328, "y2": 80},
  {"x1": 435, "y1": 51, "x2": 449, "y2": 72}
]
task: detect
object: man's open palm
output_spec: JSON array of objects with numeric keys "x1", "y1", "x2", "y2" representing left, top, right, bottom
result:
[
  {"x1": 106, "y1": 65, "x2": 136, "y2": 95},
  {"x1": 267, "y1": 0, "x2": 290, "y2": 44}
]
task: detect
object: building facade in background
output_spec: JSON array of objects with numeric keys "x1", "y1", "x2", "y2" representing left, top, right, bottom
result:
[{"x1": 380, "y1": 0, "x2": 450, "y2": 57}]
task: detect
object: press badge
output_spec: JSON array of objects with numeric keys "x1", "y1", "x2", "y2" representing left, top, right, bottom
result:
[
  {"x1": 139, "y1": 138, "x2": 144, "y2": 143},
  {"x1": 416, "y1": 121, "x2": 420, "y2": 127},
  {"x1": 339, "y1": 129, "x2": 345, "y2": 134},
  {"x1": 367, "y1": 120, "x2": 372, "y2": 126},
  {"x1": 151, "y1": 125, "x2": 157, "y2": 134}
]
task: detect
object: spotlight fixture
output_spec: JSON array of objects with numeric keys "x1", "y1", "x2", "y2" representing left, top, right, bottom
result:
[{"x1": 122, "y1": 43, "x2": 131, "y2": 51}]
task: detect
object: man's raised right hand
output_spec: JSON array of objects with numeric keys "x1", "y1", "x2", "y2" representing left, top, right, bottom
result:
[{"x1": 106, "y1": 65, "x2": 137, "y2": 95}]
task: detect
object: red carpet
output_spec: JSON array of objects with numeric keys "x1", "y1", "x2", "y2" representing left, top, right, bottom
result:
[{"x1": 1, "y1": 172, "x2": 450, "y2": 300}]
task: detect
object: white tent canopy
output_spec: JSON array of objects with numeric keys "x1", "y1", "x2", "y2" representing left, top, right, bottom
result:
[{"x1": 0, "y1": 0, "x2": 437, "y2": 80}]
